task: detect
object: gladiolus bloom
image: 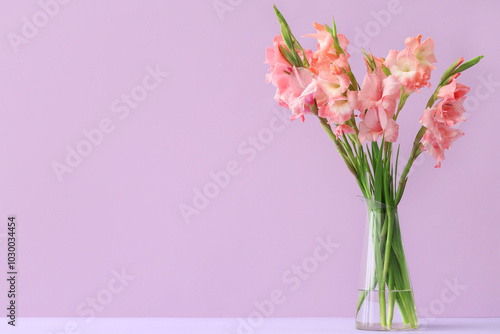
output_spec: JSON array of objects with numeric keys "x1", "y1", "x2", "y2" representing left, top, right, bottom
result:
[
  {"x1": 421, "y1": 123, "x2": 464, "y2": 168},
  {"x1": 334, "y1": 124, "x2": 355, "y2": 139},
  {"x1": 358, "y1": 108, "x2": 399, "y2": 144},
  {"x1": 384, "y1": 35, "x2": 437, "y2": 92}
]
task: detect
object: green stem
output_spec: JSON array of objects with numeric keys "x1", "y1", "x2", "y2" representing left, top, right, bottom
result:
[
  {"x1": 394, "y1": 127, "x2": 424, "y2": 206},
  {"x1": 319, "y1": 118, "x2": 358, "y2": 176},
  {"x1": 394, "y1": 71, "x2": 456, "y2": 206},
  {"x1": 389, "y1": 220, "x2": 418, "y2": 327},
  {"x1": 356, "y1": 269, "x2": 377, "y2": 315},
  {"x1": 394, "y1": 88, "x2": 409, "y2": 121},
  {"x1": 396, "y1": 291, "x2": 410, "y2": 324},
  {"x1": 388, "y1": 251, "x2": 410, "y2": 325},
  {"x1": 370, "y1": 207, "x2": 387, "y2": 327},
  {"x1": 381, "y1": 205, "x2": 395, "y2": 328},
  {"x1": 382, "y1": 206, "x2": 394, "y2": 286},
  {"x1": 387, "y1": 272, "x2": 395, "y2": 329}
]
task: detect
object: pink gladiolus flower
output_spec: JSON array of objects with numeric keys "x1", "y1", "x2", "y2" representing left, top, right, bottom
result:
[
  {"x1": 310, "y1": 53, "x2": 349, "y2": 77},
  {"x1": 265, "y1": 35, "x2": 292, "y2": 84},
  {"x1": 289, "y1": 67, "x2": 315, "y2": 95},
  {"x1": 305, "y1": 23, "x2": 349, "y2": 56},
  {"x1": 384, "y1": 49, "x2": 421, "y2": 91},
  {"x1": 419, "y1": 107, "x2": 438, "y2": 130},
  {"x1": 419, "y1": 78, "x2": 469, "y2": 167},
  {"x1": 437, "y1": 77, "x2": 470, "y2": 103},
  {"x1": 318, "y1": 91, "x2": 357, "y2": 124},
  {"x1": 435, "y1": 98, "x2": 467, "y2": 127},
  {"x1": 334, "y1": 124, "x2": 355, "y2": 139},
  {"x1": 384, "y1": 35, "x2": 437, "y2": 92},
  {"x1": 299, "y1": 22, "x2": 354, "y2": 122},
  {"x1": 265, "y1": 35, "x2": 316, "y2": 121},
  {"x1": 306, "y1": 22, "x2": 335, "y2": 54},
  {"x1": 364, "y1": 55, "x2": 385, "y2": 72},
  {"x1": 329, "y1": 98, "x2": 353, "y2": 123},
  {"x1": 357, "y1": 72, "x2": 401, "y2": 116},
  {"x1": 306, "y1": 23, "x2": 351, "y2": 76},
  {"x1": 405, "y1": 35, "x2": 437, "y2": 74},
  {"x1": 269, "y1": 66, "x2": 315, "y2": 120},
  {"x1": 285, "y1": 67, "x2": 315, "y2": 120},
  {"x1": 358, "y1": 108, "x2": 399, "y2": 144},
  {"x1": 302, "y1": 73, "x2": 351, "y2": 124},
  {"x1": 421, "y1": 123, "x2": 464, "y2": 168},
  {"x1": 423, "y1": 78, "x2": 471, "y2": 127},
  {"x1": 315, "y1": 72, "x2": 351, "y2": 104}
]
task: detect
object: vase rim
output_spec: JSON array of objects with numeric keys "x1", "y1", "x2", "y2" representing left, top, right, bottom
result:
[{"x1": 357, "y1": 195, "x2": 398, "y2": 209}]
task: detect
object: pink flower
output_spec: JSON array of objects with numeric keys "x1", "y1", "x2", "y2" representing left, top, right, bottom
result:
[
  {"x1": 419, "y1": 107, "x2": 438, "y2": 130},
  {"x1": 306, "y1": 22, "x2": 335, "y2": 54},
  {"x1": 284, "y1": 67, "x2": 315, "y2": 120},
  {"x1": 384, "y1": 35, "x2": 437, "y2": 92},
  {"x1": 435, "y1": 98, "x2": 467, "y2": 127},
  {"x1": 358, "y1": 108, "x2": 399, "y2": 144},
  {"x1": 265, "y1": 35, "x2": 292, "y2": 84},
  {"x1": 270, "y1": 66, "x2": 315, "y2": 120},
  {"x1": 419, "y1": 77, "x2": 470, "y2": 167},
  {"x1": 421, "y1": 123, "x2": 464, "y2": 168},
  {"x1": 265, "y1": 35, "x2": 316, "y2": 121},
  {"x1": 364, "y1": 54, "x2": 385, "y2": 72},
  {"x1": 384, "y1": 49, "x2": 421, "y2": 91},
  {"x1": 300, "y1": 71, "x2": 352, "y2": 124},
  {"x1": 306, "y1": 23, "x2": 350, "y2": 76},
  {"x1": 405, "y1": 35, "x2": 437, "y2": 74},
  {"x1": 334, "y1": 124, "x2": 355, "y2": 139},
  {"x1": 318, "y1": 91, "x2": 357, "y2": 124},
  {"x1": 357, "y1": 72, "x2": 401, "y2": 116},
  {"x1": 310, "y1": 53, "x2": 349, "y2": 77},
  {"x1": 315, "y1": 72, "x2": 351, "y2": 105},
  {"x1": 298, "y1": 22, "x2": 354, "y2": 123},
  {"x1": 437, "y1": 77, "x2": 470, "y2": 103},
  {"x1": 305, "y1": 23, "x2": 349, "y2": 57},
  {"x1": 425, "y1": 78, "x2": 471, "y2": 127}
]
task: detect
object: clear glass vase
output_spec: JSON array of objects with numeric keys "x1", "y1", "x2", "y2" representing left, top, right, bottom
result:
[{"x1": 355, "y1": 198, "x2": 418, "y2": 331}]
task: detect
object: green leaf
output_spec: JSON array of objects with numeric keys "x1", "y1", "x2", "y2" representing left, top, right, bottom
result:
[
  {"x1": 279, "y1": 45, "x2": 299, "y2": 67},
  {"x1": 381, "y1": 64, "x2": 391, "y2": 77},
  {"x1": 332, "y1": 17, "x2": 338, "y2": 41},
  {"x1": 371, "y1": 141, "x2": 384, "y2": 202},
  {"x1": 395, "y1": 177, "x2": 407, "y2": 205},
  {"x1": 451, "y1": 55, "x2": 484, "y2": 76},
  {"x1": 282, "y1": 28, "x2": 302, "y2": 66},
  {"x1": 439, "y1": 57, "x2": 463, "y2": 84},
  {"x1": 292, "y1": 35, "x2": 309, "y2": 68},
  {"x1": 361, "y1": 48, "x2": 376, "y2": 72},
  {"x1": 325, "y1": 20, "x2": 344, "y2": 55},
  {"x1": 273, "y1": 5, "x2": 303, "y2": 67},
  {"x1": 366, "y1": 144, "x2": 374, "y2": 165},
  {"x1": 324, "y1": 24, "x2": 333, "y2": 35},
  {"x1": 394, "y1": 145, "x2": 400, "y2": 192},
  {"x1": 273, "y1": 5, "x2": 291, "y2": 33}
]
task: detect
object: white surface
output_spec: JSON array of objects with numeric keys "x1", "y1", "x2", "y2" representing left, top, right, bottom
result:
[{"x1": 0, "y1": 317, "x2": 499, "y2": 333}]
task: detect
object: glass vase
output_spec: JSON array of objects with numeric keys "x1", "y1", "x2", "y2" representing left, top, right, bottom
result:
[{"x1": 355, "y1": 198, "x2": 418, "y2": 331}]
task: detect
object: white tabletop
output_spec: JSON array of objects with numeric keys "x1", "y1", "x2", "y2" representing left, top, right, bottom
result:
[{"x1": 1, "y1": 317, "x2": 499, "y2": 333}]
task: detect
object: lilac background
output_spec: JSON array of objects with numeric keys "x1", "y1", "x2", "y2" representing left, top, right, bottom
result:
[{"x1": 0, "y1": 0, "x2": 499, "y2": 319}]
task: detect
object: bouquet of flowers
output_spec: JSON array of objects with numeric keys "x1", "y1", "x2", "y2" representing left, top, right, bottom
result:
[{"x1": 264, "y1": 5, "x2": 483, "y2": 331}]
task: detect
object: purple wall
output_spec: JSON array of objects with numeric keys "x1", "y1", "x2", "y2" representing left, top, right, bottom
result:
[{"x1": 0, "y1": 0, "x2": 499, "y2": 319}]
